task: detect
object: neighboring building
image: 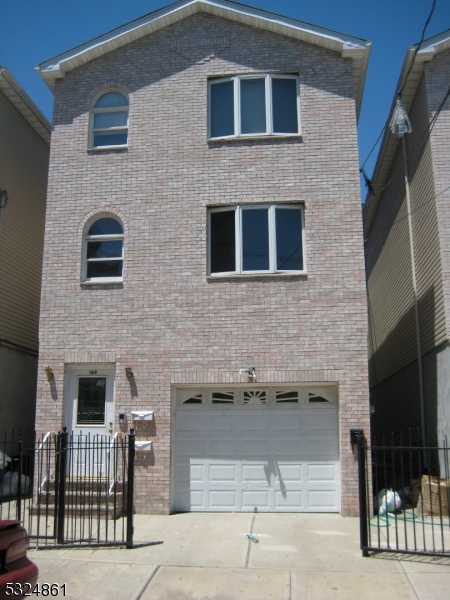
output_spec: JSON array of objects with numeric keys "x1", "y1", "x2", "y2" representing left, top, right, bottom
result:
[
  {"x1": 364, "y1": 31, "x2": 450, "y2": 446},
  {"x1": 35, "y1": 0, "x2": 370, "y2": 515},
  {"x1": 0, "y1": 67, "x2": 50, "y2": 434}
]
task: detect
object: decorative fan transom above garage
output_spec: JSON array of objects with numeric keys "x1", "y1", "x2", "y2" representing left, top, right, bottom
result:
[{"x1": 176, "y1": 386, "x2": 337, "y2": 407}]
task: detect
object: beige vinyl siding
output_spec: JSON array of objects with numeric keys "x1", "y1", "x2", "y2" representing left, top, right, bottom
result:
[
  {"x1": 0, "y1": 91, "x2": 49, "y2": 351},
  {"x1": 366, "y1": 73, "x2": 444, "y2": 385},
  {"x1": 426, "y1": 49, "x2": 450, "y2": 347}
]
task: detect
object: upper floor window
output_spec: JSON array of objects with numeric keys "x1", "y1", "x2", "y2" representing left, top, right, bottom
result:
[
  {"x1": 208, "y1": 74, "x2": 299, "y2": 140},
  {"x1": 83, "y1": 216, "x2": 124, "y2": 282},
  {"x1": 208, "y1": 204, "x2": 305, "y2": 275},
  {"x1": 90, "y1": 91, "x2": 129, "y2": 149}
]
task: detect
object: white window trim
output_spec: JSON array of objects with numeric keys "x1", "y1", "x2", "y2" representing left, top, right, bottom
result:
[
  {"x1": 208, "y1": 74, "x2": 300, "y2": 140},
  {"x1": 88, "y1": 89, "x2": 129, "y2": 150},
  {"x1": 207, "y1": 204, "x2": 306, "y2": 276},
  {"x1": 81, "y1": 214, "x2": 124, "y2": 284}
]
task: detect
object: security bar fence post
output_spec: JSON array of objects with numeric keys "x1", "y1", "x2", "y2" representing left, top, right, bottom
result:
[
  {"x1": 126, "y1": 428, "x2": 136, "y2": 549},
  {"x1": 358, "y1": 435, "x2": 369, "y2": 556},
  {"x1": 16, "y1": 437, "x2": 23, "y2": 522},
  {"x1": 57, "y1": 427, "x2": 68, "y2": 545}
]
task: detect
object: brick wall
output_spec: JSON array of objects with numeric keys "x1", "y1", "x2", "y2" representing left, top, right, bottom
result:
[{"x1": 37, "y1": 12, "x2": 369, "y2": 515}]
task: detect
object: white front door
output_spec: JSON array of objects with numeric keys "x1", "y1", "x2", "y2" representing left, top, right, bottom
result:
[{"x1": 67, "y1": 365, "x2": 115, "y2": 477}]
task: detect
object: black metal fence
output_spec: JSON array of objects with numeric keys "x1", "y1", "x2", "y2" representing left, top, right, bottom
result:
[
  {"x1": 0, "y1": 428, "x2": 135, "y2": 548},
  {"x1": 358, "y1": 431, "x2": 450, "y2": 557}
]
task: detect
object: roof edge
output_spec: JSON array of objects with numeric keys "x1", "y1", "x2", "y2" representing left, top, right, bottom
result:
[
  {"x1": 36, "y1": 0, "x2": 370, "y2": 111},
  {"x1": 363, "y1": 30, "x2": 450, "y2": 237},
  {"x1": 0, "y1": 67, "x2": 51, "y2": 144}
]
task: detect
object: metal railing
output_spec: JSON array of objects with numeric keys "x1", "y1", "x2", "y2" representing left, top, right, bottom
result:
[
  {"x1": 358, "y1": 431, "x2": 450, "y2": 557},
  {"x1": 1, "y1": 428, "x2": 136, "y2": 548}
]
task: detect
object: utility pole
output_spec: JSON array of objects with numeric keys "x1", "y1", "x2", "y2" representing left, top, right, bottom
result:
[{"x1": 390, "y1": 94, "x2": 427, "y2": 445}]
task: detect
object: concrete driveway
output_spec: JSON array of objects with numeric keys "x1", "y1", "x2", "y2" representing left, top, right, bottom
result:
[{"x1": 30, "y1": 513, "x2": 450, "y2": 599}]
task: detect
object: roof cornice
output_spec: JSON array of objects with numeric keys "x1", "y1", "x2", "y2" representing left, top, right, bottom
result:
[
  {"x1": 0, "y1": 67, "x2": 51, "y2": 144},
  {"x1": 363, "y1": 29, "x2": 450, "y2": 237},
  {"x1": 36, "y1": 0, "x2": 370, "y2": 119}
]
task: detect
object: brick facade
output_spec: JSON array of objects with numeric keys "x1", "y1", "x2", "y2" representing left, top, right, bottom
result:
[{"x1": 36, "y1": 12, "x2": 369, "y2": 515}]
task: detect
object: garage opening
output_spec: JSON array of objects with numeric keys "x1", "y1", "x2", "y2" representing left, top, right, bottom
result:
[{"x1": 172, "y1": 385, "x2": 340, "y2": 512}]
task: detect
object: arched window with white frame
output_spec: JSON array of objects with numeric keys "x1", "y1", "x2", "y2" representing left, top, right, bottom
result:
[
  {"x1": 90, "y1": 90, "x2": 129, "y2": 149},
  {"x1": 83, "y1": 215, "x2": 124, "y2": 282}
]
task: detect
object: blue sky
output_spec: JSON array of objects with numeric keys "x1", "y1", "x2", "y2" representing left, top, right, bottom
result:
[{"x1": 1, "y1": 0, "x2": 449, "y2": 196}]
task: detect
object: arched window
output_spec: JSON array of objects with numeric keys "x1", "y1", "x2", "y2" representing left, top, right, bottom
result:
[
  {"x1": 83, "y1": 216, "x2": 124, "y2": 281},
  {"x1": 90, "y1": 91, "x2": 129, "y2": 148}
]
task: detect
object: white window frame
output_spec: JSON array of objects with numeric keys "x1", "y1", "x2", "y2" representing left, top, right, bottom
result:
[
  {"x1": 208, "y1": 74, "x2": 300, "y2": 140},
  {"x1": 207, "y1": 204, "x2": 306, "y2": 276},
  {"x1": 89, "y1": 89, "x2": 129, "y2": 150},
  {"x1": 82, "y1": 214, "x2": 124, "y2": 283}
]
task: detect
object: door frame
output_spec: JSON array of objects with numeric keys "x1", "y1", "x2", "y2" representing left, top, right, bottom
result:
[{"x1": 64, "y1": 363, "x2": 116, "y2": 435}]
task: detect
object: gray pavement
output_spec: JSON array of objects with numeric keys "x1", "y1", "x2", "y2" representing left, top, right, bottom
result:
[{"x1": 29, "y1": 513, "x2": 450, "y2": 599}]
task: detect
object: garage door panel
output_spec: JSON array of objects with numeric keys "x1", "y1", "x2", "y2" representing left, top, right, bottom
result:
[
  {"x1": 240, "y1": 413, "x2": 270, "y2": 430},
  {"x1": 304, "y1": 437, "x2": 339, "y2": 459},
  {"x1": 304, "y1": 410, "x2": 337, "y2": 431},
  {"x1": 210, "y1": 414, "x2": 235, "y2": 430},
  {"x1": 241, "y1": 438, "x2": 270, "y2": 458},
  {"x1": 242, "y1": 463, "x2": 270, "y2": 483},
  {"x1": 174, "y1": 395, "x2": 339, "y2": 513},
  {"x1": 176, "y1": 462, "x2": 204, "y2": 483},
  {"x1": 175, "y1": 488, "x2": 204, "y2": 511},
  {"x1": 210, "y1": 438, "x2": 237, "y2": 457},
  {"x1": 177, "y1": 439, "x2": 205, "y2": 457},
  {"x1": 307, "y1": 463, "x2": 338, "y2": 482},
  {"x1": 209, "y1": 462, "x2": 238, "y2": 482},
  {"x1": 209, "y1": 490, "x2": 238, "y2": 509},
  {"x1": 274, "y1": 490, "x2": 304, "y2": 510},
  {"x1": 273, "y1": 437, "x2": 303, "y2": 455},
  {"x1": 307, "y1": 489, "x2": 339, "y2": 510},
  {"x1": 273, "y1": 413, "x2": 303, "y2": 431},
  {"x1": 275, "y1": 463, "x2": 304, "y2": 482},
  {"x1": 242, "y1": 489, "x2": 270, "y2": 510},
  {"x1": 177, "y1": 413, "x2": 206, "y2": 431}
]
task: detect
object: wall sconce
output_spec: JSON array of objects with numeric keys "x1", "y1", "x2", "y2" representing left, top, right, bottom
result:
[
  {"x1": 240, "y1": 367, "x2": 256, "y2": 382},
  {"x1": 125, "y1": 367, "x2": 134, "y2": 380},
  {"x1": 0, "y1": 190, "x2": 8, "y2": 209},
  {"x1": 44, "y1": 366, "x2": 54, "y2": 381}
]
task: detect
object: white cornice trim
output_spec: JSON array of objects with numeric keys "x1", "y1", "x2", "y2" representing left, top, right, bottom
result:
[
  {"x1": 0, "y1": 67, "x2": 51, "y2": 144},
  {"x1": 36, "y1": 0, "x2": 370, "y2": 118}
]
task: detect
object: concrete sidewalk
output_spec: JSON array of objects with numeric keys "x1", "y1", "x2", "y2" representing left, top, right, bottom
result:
[{"x1": 30, "y1": 513, "x2": 450, "y2": 600}]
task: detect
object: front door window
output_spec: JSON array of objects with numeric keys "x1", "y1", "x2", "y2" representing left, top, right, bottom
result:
[{"x1": 77, "y1": 377, "x2": 107, "y2": 425}]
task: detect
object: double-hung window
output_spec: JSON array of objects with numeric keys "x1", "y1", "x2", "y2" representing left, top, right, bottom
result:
[
  {"x1": 209, "y1": 74, "x2": 299, "y2": 139},
  {"x1": 83, "y1": 216, "x2": 124, "y2": 282},
  {"x1": 208, "y1": 204, "x2": 305, "y2": 275},
  {"x1": 90, "y1": 91, "x2": 129, "y2": 148}
]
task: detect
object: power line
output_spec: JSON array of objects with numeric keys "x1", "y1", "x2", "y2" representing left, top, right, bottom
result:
[
  {"x1": 360, "y1": 0, "x2": 438, "y2": 171},
  {"x1": 364, "y1": 183, "x2": 450, "y2": 263},
  {"x1": 399, "y1": 0, "x2": 437, "y2": 94},
  {"x1": 370, "y1": 82, "x2": 450, "y2": 201}
]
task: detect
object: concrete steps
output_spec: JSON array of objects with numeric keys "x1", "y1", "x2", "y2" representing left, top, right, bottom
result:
[{"x1": 31, "y1": 478, "x2": 126, "y2": 519}]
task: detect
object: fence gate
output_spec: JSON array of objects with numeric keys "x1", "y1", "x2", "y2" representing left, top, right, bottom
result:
[
  {"x1": 0, "y1": 428, "x2": 136, "y2": 548},
  {"x1": 358, "y1": 432, "x2": 450, "y2": 557}
]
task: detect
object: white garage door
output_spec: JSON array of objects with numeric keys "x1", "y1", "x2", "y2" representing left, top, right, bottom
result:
[{"x1": 173, "y1": 386, "x2": 340, "y2": 512}]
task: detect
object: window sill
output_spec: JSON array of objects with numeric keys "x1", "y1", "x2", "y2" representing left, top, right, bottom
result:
[
  {"x1": 81, "y1": 280, "x2": 123, "y2": 290},
  {"x1": 207, "y1": 272, "x2": 307, "y2": 282},
  {"x1": 87, "y1": 145, "x2": 128, "y2": 153},
  {"x1": 207, "y1": 134, "x2": 302, "y2": 144}
]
